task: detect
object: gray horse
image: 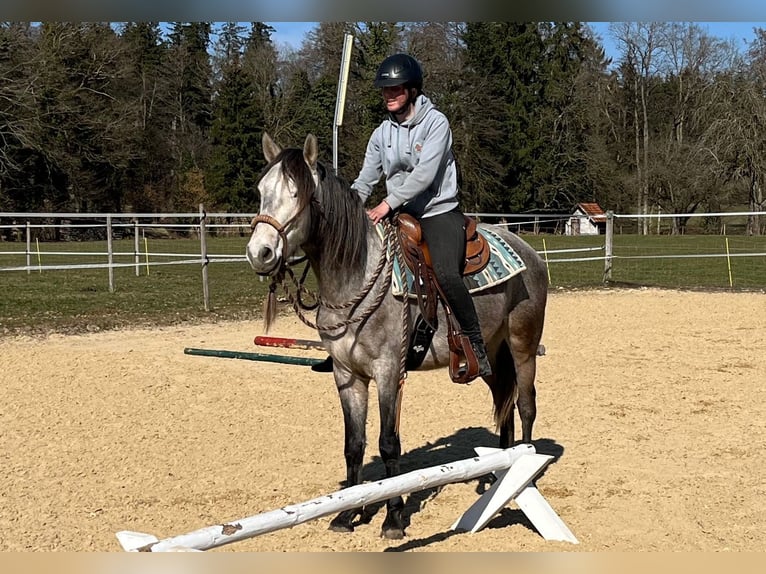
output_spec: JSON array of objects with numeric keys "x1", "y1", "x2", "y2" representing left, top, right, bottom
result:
[{"x1": 246, "y1": 133, "x2": 548, "y2": 539}]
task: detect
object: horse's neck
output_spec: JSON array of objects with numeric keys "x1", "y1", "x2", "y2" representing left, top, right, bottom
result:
[{"x1": 311, "y1": 227, "x2": 384, "y2": 306}]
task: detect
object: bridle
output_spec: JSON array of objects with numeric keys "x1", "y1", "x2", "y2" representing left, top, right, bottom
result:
[{"x1": 249, "y1": 211, "x2": 302, "y2": 278}]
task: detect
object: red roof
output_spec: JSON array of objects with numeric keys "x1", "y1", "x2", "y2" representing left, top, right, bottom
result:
[{"x1": 575, "y1": 202, "x2": 606, "y2": 223}]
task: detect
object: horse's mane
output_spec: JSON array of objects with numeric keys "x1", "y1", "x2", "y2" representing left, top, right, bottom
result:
[{"x1": 272, "y1": 148, "x2": 369, "y2": 274}]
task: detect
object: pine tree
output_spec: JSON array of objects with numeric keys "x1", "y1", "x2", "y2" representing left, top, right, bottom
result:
[
  {"x1": 164, "y1": 22, "x2": 214, "y2": 209},
  {"x1": 206, "y1": 23, "x2": 265, "y2": 212},
  {"x1": 119, "y1": 22, "x2": 175, "y2": 212}
]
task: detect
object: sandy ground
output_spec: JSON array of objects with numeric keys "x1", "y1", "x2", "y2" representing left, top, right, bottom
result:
[{"x1": 1, "y1": 288, "x2": 765, "y2": 552}]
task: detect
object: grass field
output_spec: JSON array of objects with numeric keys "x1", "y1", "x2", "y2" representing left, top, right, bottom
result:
[
  {"x1": 523, "y1": 234, "x2": 766, "y2": 289},
  {"x1": 1, "y1": 233, "x2": 764, "y2": 336}
]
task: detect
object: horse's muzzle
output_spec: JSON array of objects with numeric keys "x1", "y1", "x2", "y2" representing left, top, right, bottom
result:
[{"x1": 246, "y1": 240, "x2": 282, "y2": 276}]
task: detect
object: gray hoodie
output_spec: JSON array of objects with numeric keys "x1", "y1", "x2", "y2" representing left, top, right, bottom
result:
[{"x1": 351, "y1": 94, "x2": 459, "y2": 219}]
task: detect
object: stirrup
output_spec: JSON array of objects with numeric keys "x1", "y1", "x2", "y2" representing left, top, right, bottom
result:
[{"x1": 453, "y1": 340, "x2": 492, "y2": 384}]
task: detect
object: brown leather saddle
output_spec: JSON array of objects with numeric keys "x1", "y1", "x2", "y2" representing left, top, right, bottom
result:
[{"x1": 394, "y1": 212, "x2": 491, "y2": 383}]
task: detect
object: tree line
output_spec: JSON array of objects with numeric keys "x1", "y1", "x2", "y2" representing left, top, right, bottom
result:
[{"x1": 1, "y1": 22, "x2": 764, "y2": 234}]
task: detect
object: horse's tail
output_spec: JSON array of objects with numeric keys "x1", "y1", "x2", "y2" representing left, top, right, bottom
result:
[
  {"x1": 494, "y1": 384, "x2": 518, "y2": 434},
  {"x1": 491, "y1": 340, "x2": 519, "y2": 445}
]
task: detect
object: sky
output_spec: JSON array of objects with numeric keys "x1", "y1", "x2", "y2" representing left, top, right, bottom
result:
[
  {"x1": 266, "y1": 22, "x2": 764, "y2": 60},
  {"x1": 589, "y1": 21, "x2": 763, "y2": 59}
]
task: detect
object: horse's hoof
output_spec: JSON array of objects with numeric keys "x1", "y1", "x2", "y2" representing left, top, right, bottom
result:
[
  {"x1": 381, "y1": 527, "x2": 405, "y2": 540},
  {"x1": 381, "y1": 512, "x2": 405, "y2": 539},
  {"x1": 329, "y1": 522, "x2": 354, "y2": 533},
  {"x1": 330, "y1": 508, "x2": 360, "y2": 533}
]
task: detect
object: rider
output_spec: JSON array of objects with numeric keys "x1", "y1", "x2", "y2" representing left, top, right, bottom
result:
[{"x1": 312, "y1": 53, "x2": 492, "y2": 382}]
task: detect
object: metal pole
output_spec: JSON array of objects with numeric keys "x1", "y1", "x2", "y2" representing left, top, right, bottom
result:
[
  {"x1": 107, "y1": 215, "x2": 114, "y2": 292},
  {"x1": 332, "y1": 33, "x2": 354, "y2": 173},
  {"x1": 604, "y1": 210, "x2": 614, "y2": 283},
  {"x1": 25, "y1": 221, "x2": 31, "y2": 274},
  {"x1": 199, "y1": 204, "x2": 210, "y2": 311},
  {"x1": 134, "y1": 220, "x2": 140, "y2": 277}
]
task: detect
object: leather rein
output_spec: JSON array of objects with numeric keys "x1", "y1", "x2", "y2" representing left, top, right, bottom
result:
[{"x1": 250, "y1": 191, "x2": 402, "y2": 334}]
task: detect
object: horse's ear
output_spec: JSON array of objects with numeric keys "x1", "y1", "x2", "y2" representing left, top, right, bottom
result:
[
  {"x1": 262, "y1": 132, "x2": 281, "y2": 163},
  {"x1": 303, "y1": 134, "x2": 318, "y2": 169}
]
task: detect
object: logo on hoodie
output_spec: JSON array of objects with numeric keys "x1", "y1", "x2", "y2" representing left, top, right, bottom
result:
[{"x1": 414, "y1": 142, "x2": 423, "y2": 153}]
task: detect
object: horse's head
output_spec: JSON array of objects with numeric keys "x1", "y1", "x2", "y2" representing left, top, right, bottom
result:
[{"x1": 246, "y1": 132, "x2": 320, "y2": 276}]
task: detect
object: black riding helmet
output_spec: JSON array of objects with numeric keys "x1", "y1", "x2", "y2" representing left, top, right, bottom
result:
[{"x1": 374, "y1": 53, "x2": 423, "y2": 93}]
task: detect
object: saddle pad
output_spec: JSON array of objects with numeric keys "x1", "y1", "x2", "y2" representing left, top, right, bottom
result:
[{"x1": 376, "y1": 224, "x2": 527, "y2": 297}]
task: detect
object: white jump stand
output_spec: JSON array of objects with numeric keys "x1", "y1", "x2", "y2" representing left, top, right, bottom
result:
[{"x1": 452, "y1": 446, "x2": 578, "y2": 544}]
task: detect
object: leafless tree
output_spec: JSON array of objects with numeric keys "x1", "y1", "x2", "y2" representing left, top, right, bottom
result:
[
  {"x1": 702, "y1": 28, "x2": 766, "y2": 235},
  {"x1": 611, "y1": 22, "x2": 668, "y2": 234}
]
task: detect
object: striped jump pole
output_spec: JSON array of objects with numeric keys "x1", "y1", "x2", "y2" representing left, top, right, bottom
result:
[
  {"x1": 116, "y1": 444, "x2": 577, "y2": 552},
  {"x1": 253, "y1": 335, "x2": 325, "y2": 351},
  {"x1": 184, "y1": 347, "x2": 324, "y2": 367},
  {"x1": 254, "y1": 335, "x2": 546, "y2": 357}
]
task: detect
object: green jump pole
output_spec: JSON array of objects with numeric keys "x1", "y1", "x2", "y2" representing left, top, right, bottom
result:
[{"x1": 184, "y1": 347, "x2": 324, "y2": 367}]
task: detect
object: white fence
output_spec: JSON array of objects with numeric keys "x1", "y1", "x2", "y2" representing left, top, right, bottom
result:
[
  {"x1": 0, "y1": 206, "x2": 256, "y2": 310},
  {"x1": 2, "y1": 208, "x2": 766, "y2": 305}
]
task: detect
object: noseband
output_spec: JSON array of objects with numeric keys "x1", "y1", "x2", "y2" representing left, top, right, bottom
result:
[{"x1": 250, "y1": 214, "x2": 289, "y2": 255}]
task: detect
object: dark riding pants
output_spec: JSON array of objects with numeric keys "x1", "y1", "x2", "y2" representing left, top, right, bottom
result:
[{"x1": 419, "y1": 209, "x2": 484, "y2": 347}]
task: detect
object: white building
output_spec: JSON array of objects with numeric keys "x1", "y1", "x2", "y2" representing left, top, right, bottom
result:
[{"x1": 565, "y1": 203, "x2": 606, "y2": 236}]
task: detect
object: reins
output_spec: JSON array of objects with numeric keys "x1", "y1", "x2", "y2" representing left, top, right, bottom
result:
[{"x1": 265, "y1": 219, "x2": 398, "y2": 333}]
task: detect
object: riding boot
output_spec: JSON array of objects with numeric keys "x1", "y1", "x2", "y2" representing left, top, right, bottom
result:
[
  {"x1": 471, "y1": 341, "x2": 493, "y2": 378},
  {"x1": 456, "y1": 339, "x2": 492, "y2": 381},
  {"x1": 311, "y1": 355, "x2": 334, "y2": 373}
]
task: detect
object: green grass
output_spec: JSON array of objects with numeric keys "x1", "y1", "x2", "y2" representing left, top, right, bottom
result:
[
  {"x1": 1, "y1": 233, "x2": 764, "y2": 336},
  {"x1": 523, "y1": 234, "x2": 766, "y2": 289},
  {"x1": 0, "y1": 237, "x2": 275, "y2": 336}
]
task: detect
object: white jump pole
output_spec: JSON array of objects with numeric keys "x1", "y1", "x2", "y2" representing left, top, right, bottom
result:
[{"x1": 117, "y1": 444, "x2": 575, "y2": 552}]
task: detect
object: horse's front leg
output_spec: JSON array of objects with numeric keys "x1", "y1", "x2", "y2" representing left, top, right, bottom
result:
[
  {"x1": 378, "y1": 372, "x2": 405, "y2": 539},
  {"x1": 329, "y1": 368, "x2": 369, "y2": 533}
]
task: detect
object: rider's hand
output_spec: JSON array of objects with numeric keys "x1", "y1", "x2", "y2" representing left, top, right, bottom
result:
[{"x1": 366, "y1": 200, "x2": 391, "y2": 225}]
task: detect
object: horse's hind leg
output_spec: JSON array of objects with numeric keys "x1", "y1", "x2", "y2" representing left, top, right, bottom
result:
[
  {"x1": 509, "y1": 316, "x2": 539, "y2": 445},
  {"x1": 491, "y1": 339, "x2": 537, "y2": 447},
  {"x1": 513, "y1": 348, "x2": 537, "y2": 444},
  {"x1": 329, "y1": 375, "x2": 369, "y2": 533}
]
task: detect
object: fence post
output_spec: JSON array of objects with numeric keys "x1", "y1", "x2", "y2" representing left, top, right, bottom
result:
[
  {"x1": 25, "y1": 221, "x2": 31, "y2": 275},
  {"x1": 199, "y1": 204, "x2": 210, "y2": 311},
  {"x1": 134, "y1": 220, "x2": 140, "y2": 277},
  {"x1": 604, "y1": 210, "x2": 614, "y2": 283},
  {"x1": 107, "y1": 215, "x2": 114, "y2": 293}
]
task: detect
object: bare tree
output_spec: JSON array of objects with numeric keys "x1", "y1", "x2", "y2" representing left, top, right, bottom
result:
[
  {"x1": 651, "y1": 23, "x2": 738, "y2": 233},
  {"x1": 702, "y1": 28, "x2": 766, "y2": 235},
  {"x1": 0, "y1": 23, "x2": 41, "y2": 184},
  {"x1": 611, "y1": 22, "x2": 667, "y2": 234}
]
